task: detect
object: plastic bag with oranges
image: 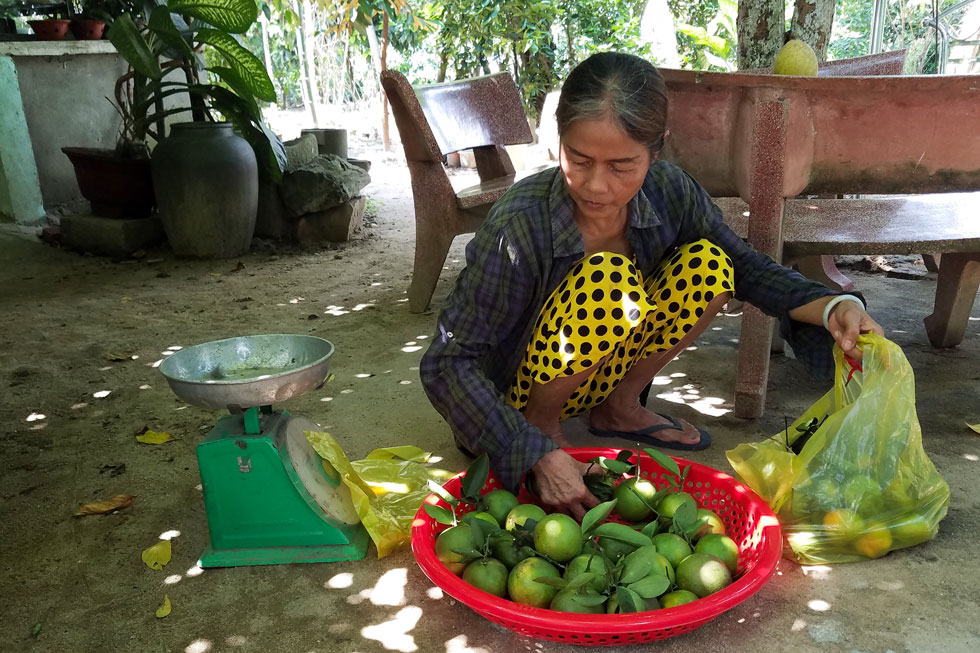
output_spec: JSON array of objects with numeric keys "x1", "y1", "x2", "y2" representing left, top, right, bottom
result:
[{"x1": 727, "y1": 334, "x2": 950, "y2": 564}]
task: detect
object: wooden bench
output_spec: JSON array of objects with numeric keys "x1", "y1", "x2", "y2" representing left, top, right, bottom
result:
[
  {"x1": 661, "y1": 59, "x2": 980, "y2": 417},
  {"x1": 381, "y1": 70, "x2": 541, "y2": 313},
  {"x1": 717, "y1": 194, "x2": 980, "y2": 348}
]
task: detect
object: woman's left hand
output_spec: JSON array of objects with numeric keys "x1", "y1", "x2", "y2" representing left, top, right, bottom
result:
[{"x1": 827, "y1": 300, "x2": 884, "y2": 360}]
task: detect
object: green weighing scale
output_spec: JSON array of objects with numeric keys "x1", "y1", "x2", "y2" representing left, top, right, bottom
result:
[{"x1": 159, "y1": 334, "x2": 369, "y2": 567}]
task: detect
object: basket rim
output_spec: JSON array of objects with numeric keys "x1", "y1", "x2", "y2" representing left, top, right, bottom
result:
[{"x1": 411, "y1": 447, "x2": 782, "y2": 640}]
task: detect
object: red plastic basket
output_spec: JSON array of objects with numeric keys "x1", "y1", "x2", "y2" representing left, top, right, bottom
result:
[{"x1": 411, "y1": 447, "x2": 782, "y2": 646}]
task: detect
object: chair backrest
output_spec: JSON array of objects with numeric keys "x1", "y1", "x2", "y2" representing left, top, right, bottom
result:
[
  {"x1": 817, "y1": 49, "x2": 906, "y2": 76},
  {"x1": 381, "y1": 70, "x2": 533, "y2": 163}
]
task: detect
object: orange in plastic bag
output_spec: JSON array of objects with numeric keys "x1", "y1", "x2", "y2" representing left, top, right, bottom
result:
[{"x1": 727, "y1": 334, "x2": 950, "y2": 564}]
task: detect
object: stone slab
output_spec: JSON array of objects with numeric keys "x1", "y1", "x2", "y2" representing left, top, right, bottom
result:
[
  {"x1": 296, "y1": 197, "x2": 365, "y2": 243},
  {"x1": 280, "y1": 154, "x2": 371, "y2": 216},
  {"x1": 284, "y1": 133, "x2": 319, "y2": 173},
  {"x1": 61, "y1": 214, "x2": 164, "y2": 256}
]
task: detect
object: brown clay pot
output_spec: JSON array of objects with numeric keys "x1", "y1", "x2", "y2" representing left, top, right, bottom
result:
[
  {"x1": 69, "y1": 19, "x2": 106, "y2": 40},
  {"x1": 62, "y1": 147, "x2": 156, "y2": 219},
  {"x1": 28, "y1": 19, "x2": 71, "y2": 41}
]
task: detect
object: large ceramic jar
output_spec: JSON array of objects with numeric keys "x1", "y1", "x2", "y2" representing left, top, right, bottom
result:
[{"x1": 152, "y1": 122, "x2": 258, "y2": 258}]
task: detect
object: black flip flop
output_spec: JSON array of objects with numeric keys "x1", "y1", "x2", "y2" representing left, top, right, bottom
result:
[{"x1": 588, "y1": 413, "x2": 711, "y2": 451}]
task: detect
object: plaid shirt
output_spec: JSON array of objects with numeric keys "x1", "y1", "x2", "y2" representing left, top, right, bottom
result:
[{"x1": 420, "y1": 161, "x2": 842, "y2": 492}]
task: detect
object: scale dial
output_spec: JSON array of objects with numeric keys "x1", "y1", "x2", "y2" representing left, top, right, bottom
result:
[{"x1": 279, "y1": 415, "x2": 361, "y2": 525}]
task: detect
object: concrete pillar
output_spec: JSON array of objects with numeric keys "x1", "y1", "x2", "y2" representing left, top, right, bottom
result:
[{"x1": 0, "y1": 55, "x2": 44, "y2": 223}]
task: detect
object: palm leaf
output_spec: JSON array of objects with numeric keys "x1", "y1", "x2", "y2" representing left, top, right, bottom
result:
[
  {"x1": 147, "y1": 7, "x2": 196, "y2": 59},
  {"x1": 167, "y1": 0, "x2": 257, "y2": 34},
  {"x1": 196, "y1": 29, "x2": 276, "y2": 102},
  {"x1": 108, "y1": 14, "x2": 162, "y2": 79}
]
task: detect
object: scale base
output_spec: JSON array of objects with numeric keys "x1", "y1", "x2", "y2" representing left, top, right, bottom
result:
[
  {"x1": 199, "y1": 524, "x2": 371, "y2": 568},
  {"x1": 197, "y1": 410, "x2": 371, "y2": 567}
]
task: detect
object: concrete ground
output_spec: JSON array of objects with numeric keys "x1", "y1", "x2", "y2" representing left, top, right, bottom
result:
[{"x1": 1, "y1": 153, "x2": 979, "y2": 653}]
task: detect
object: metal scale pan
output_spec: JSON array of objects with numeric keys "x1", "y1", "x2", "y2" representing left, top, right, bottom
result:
[{"x1": 159, "y1": 334, "x2": 335, "y2": 412}]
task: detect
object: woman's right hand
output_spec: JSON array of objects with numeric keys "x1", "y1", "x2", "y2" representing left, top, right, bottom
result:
[{"x1": 530, "y1": 449, "x2": 600, "y2": 521}]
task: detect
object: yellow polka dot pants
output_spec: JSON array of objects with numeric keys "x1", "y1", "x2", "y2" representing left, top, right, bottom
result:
[{"x1": 507, "y1": 239, "x2": 734, "y2": 420}]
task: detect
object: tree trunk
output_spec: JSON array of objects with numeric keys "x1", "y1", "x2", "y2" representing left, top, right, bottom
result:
[
  {"x1": 789, "y1": 0, "x2": 835, "y2": 61},
  {"x1": 300, "y1": 0, "x2": 321, "y2": 126},
  {"x1": 737, "y1": 0, "x2": 785, "y2": 70},
  {"x1": 381, "y1": 12, "x2": 390, "y2": 151},
  {"x1": 640, "y1": 0, "x2": 681, "y2": 67},
  {"x1": 259, "y1": 15, "x2": 279, "y2": 105},
  {"x1": 290, "y1": 0, "x2": 312, "y2": 119},
  {"x1": 437, "y1": 52, "x2": 449, "y2": 82}
]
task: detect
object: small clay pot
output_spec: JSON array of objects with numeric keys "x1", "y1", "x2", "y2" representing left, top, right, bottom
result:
[
  {"x1": 28, "y1": 19, "x2": 71, "y2": 41},
  {"x1": 69, "y1": 19, "x2": 106, "y2": 40}
]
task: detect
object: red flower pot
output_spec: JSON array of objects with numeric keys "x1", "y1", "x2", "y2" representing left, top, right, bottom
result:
[
  {"x1": 28, "y1": 19, "x2": 71, "y2": 41},
  {"x1": 69, "y1": 19, "x2": 106, "y2": 40}
]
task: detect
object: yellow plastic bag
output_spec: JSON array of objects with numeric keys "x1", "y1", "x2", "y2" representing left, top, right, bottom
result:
[
  {"x1": 306, "y1": 432, "x2": 452, "y2": 558},
  {"x1": 727, "y1": 334, "x2": 950, "y2": 564}
]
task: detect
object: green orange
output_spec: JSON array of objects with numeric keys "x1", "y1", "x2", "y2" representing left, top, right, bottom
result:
[{"x1": 507, "y1": 557, "x2": 561, "y2": 608}]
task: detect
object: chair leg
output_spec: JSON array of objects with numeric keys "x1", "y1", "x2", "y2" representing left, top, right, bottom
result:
[
  {"x1": 408, "y1": 220, "x2": 456, "y2": 314},
  {"x1": 795, "y1": 255, "x2": 854, "y2": 292},
  {"x1": 923, "y1": 252, "x2": 980, "y2": 348},
  {"x1": 734, "y1": 305, "x2": 773, "y2": 418}
]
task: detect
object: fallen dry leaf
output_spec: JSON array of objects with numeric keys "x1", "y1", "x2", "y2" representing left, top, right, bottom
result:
[
  {"x1": 155, "y1": 595, "x2": 171, "y2": 618},
  {"x1": 142, "y1": 540, "x2": 171, "y2": 570},
  {"x1": 136, "y1": 430, "x2": 173, "y2": 445},
  {"x1": 74, "y1": 494, "x2": 135, "y2": 516},
  {"x1": 967, "y1": 422, "x2": 980, "y2": 435},
  {"x1": 104, "y1": 352, "x2": 133, "y2": 362}
]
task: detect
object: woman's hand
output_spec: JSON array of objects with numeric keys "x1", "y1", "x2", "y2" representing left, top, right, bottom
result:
[
  {"x1": 827, "y1": 300, "x2": 884, "y2": 360},
  {"x1": 530, "y1": 449, "x2": 600, "y2": 521}
]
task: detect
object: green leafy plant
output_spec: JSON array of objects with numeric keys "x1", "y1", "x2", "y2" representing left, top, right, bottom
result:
[{"x1": 107, "y1": 0, "x2": 285, "y2": 180}]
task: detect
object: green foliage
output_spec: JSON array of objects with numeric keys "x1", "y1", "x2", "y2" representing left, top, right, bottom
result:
[
  {"x1": 107, "y1": 0, "x2": 285, "y2": 180},
  {"x1": 830, "y1": 0, "x2": 963, "y2": 72},
  {"x1": 674, "y1": 0, "x2": 736, "y2": 71},
  {"x1": 424, "y1": 0, "x2": 648, "y2": 120}
]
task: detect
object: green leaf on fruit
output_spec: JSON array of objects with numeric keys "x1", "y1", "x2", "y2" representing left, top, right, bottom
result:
[
  {"x1": 449, "y1": 545, "x2": 480, "y2": 559},
  {"x1": 460, "y1": 453, "x2": 490, "y2": 502},
  {"x1": 640, "y1": 521, "x2": 661, "y2": 538},
  {"x1": 628, "y1": 574, "x2": 670, "y2": 599},
  {"x1": 574, "y1": 592, "x2": 608, "y2": 607},
  {"x1": 620, "y1": 558, "x2": 652, "y2": 585},
  {"x1": 534, "y1": 576, "x2": 569, "y2": 588},
  {"x1": 584, "y1": 474, "x2": 615, "y2": 502},
  {"x1": 672, "y1": 500, "x2": 698, "y2": 529},
  {"x1": 581, "y1": 499, "x2": 618, "y2": 536},
  {"x1": 566, "y1": 573, "x2": 595, "y2": 590},
  {"x1": 615, "y1": 586, "x2": 644, "y2": 613},
  {"x1": 642, "y1": 448, "x2": 680, "y2": 477},
  {"x1": 427, "y1": 479, "x2": 458, "y2": 506},
  {"x1": 600, "y1": 458, "x2": 634, "y2": 476},
  {"x1": 423, "y1": 504, "x2": 456, "y2": 526},
  {"x1": 594, "y1": 522, "x2": 654, "y2": 548}
]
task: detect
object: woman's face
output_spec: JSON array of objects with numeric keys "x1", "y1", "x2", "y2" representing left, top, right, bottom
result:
[{"x1": 559, "y1": 115, "x2": 653, "y2": 223}]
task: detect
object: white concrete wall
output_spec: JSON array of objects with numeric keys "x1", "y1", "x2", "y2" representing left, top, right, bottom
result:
[{"x1": 6, "y1": 41, "x2": 127, "y2": 207}]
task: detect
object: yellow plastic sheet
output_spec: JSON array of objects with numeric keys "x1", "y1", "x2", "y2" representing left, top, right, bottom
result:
[
  {"x1": 306, "y1": 431, "x2": 452, "y2": 558},
  {"x1": 727, "y1": 334, "x2": 950, "y2": 564}
]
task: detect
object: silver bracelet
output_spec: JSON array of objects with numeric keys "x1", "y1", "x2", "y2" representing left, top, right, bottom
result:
[{"x1": 821, "y1": 294, "x2": 864, "y2": 330}]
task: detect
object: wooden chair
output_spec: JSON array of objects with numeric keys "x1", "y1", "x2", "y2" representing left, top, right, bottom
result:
[{"x1": 381, "y1": 70, "x2": 538, "y2": 313}]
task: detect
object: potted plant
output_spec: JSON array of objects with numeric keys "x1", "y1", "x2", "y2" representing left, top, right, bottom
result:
[
  {"x1": 69, "y1": 0, "x2": 137, "y2": 39},
  {"x1": 64, "y1": 0, "x2": 285, "y2": 258}
]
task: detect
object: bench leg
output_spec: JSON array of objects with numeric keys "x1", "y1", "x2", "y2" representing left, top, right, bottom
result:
[
  {"x1": 922, "y1": 253, "x2": 941, "y2": 273},
  {"x1": 408, "y1": 219, "x2": 456, "y2": 314},
  {"x1": 923, "y1": 252, "x2": 980, "y2": 348},
  {"x1": 795, "y1": 255, "x2": 854, "y2": 292},
  {"x1": 734, "y1": 305, "x2": 773, "y2": 418}
]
